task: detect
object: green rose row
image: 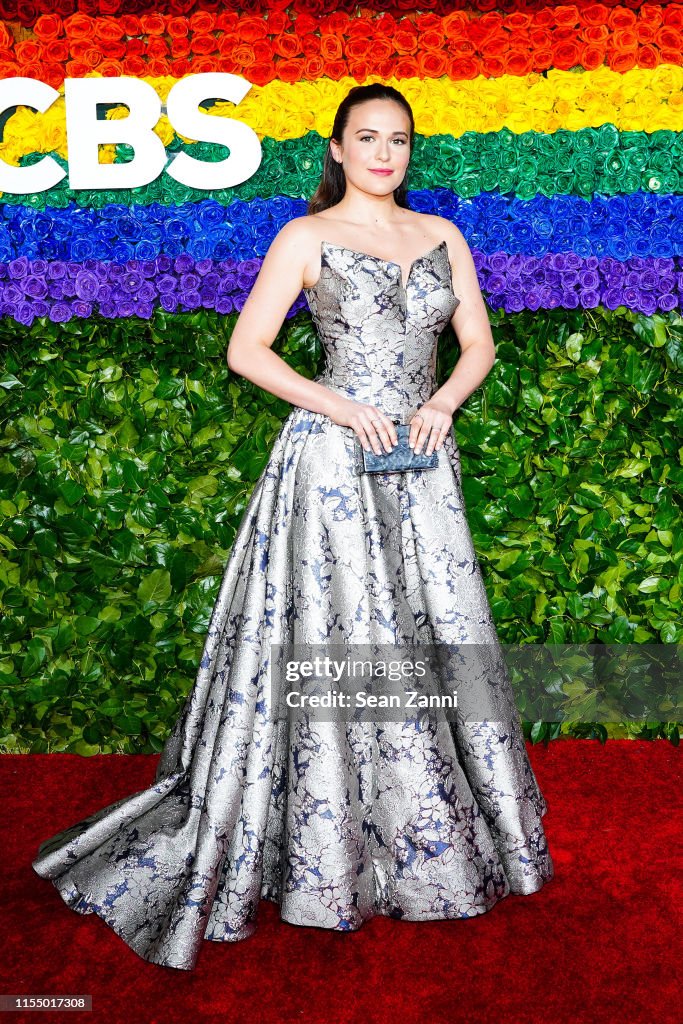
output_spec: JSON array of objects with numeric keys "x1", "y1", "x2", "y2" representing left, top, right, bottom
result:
[{"x1": 5, "y1": 124, "x2": 683, "y2": 210}]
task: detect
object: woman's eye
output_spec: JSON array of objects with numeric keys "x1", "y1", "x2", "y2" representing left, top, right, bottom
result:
[{"x1": 360, "y1": 136, "x2": 406, "y2": 144}]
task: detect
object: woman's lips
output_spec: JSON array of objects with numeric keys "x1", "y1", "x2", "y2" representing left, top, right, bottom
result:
[{"x1": 369, "y1": 169, "x2": 394, "y2": 175}]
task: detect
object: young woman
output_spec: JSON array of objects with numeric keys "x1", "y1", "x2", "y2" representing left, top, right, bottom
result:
[{"x1": 32, "y1": 82, "x2": 554, "y2": 971}]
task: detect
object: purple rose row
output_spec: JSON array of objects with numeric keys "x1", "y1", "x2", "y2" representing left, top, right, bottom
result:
[{"x1": 2, "y1": 253, "x2": 682, "y2": 326}]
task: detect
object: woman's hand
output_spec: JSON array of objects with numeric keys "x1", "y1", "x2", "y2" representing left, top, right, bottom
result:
[
  {"x1": 327, "y1": 398, "x2": 398, "y2": 455},
  {"x1": 409, "y1": 398, "x2": 454, "y2": 455}
]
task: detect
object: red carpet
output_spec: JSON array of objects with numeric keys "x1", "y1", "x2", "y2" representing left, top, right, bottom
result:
[{"x1": 3, "y1": 739, "x2": 680, "y2": 1024}]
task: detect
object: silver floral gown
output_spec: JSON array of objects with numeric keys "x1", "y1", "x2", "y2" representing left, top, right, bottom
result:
[{"x1": 32, "y1": 238, "x2": 554, "y2": 971}]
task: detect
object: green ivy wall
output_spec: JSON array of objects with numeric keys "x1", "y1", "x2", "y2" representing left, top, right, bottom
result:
[{"x1": 1, "y1": 303, "x2": 681, "y2": 753}]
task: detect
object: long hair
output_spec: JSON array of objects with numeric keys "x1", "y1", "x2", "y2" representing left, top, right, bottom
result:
[{"x1": 307, "y1": 84, "x2": 415, "y2": 215}]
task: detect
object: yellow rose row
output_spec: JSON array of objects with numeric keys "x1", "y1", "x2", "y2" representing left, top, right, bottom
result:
[{"x1": 2, "y1": 66, "x2": 683, "y2": 167}]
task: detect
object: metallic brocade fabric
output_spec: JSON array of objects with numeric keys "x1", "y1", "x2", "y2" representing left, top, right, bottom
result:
[{"x1": 31, "y1": 238, "x2": 554, "y2": 971}]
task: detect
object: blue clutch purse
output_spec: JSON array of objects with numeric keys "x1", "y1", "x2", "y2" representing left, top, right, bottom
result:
[{"x1": 353, "y1": 423, "x2": 439, "y2": 475}]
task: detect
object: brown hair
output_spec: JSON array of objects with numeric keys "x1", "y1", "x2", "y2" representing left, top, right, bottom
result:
[{"x1": 307, "y1": 83, "x2": 415, "y2": 216}]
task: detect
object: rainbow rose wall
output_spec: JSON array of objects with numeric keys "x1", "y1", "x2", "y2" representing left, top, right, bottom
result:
[{"x1": 0, "y1": 7, "x2": 681, "y2": 755}]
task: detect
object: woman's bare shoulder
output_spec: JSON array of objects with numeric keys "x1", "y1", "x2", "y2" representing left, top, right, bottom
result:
[
  {"x1": 265, "y1": 215, "x2": 330, "y2": 264},
  {"x1": 268, "y1": 215, "x2": 318, "y2": 247}
]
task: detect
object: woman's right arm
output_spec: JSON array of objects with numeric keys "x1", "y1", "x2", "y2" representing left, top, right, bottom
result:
[{"x1": 226, "y1": 218, "x2": 338, "y2": 417}]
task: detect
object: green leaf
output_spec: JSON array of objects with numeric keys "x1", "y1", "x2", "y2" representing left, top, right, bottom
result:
[
  {"x1": 137, "y1": 569, "x2": 172, "y2": 604},
  {"x1": 637, "y1": 576, "x2": 664, "y2": 593},
  {"x1": 57, "y1": 480, "x2": 86, "y2": 505}
]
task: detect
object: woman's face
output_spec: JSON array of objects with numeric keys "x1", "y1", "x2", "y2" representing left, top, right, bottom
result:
[{"x1": 330, "y1": 99, "x2": 412, "y2": 196}]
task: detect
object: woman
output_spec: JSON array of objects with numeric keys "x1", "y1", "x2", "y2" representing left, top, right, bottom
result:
[{"x1": 32, "y1": 83, "x2": 554, "y2": 971}]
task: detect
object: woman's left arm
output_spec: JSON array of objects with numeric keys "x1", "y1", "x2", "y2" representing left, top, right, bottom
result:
[{"x1": 432, "y1": 220, "x2": 496, "y2": 418}]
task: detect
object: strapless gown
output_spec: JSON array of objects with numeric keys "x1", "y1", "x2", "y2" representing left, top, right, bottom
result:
[{"x1": 31, "y1": 238, "x2": 554, "y2": 971}]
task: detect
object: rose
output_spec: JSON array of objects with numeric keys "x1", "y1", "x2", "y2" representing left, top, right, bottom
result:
[
  {"x1": 47, "y1": 261, "x2": 66, "y2": 280},
  {"x1": 134, "y1": 241, "x2": 160, "y2": 261},
  {"x1": 134, "y1": 300, "x2": 154, "y2": 319},
  {"x1": 138, "y1": 260, "x2": 157, "y2": 279},
  {"x1": 8, "y1": 256, "x2": 29, "y2": 279},
  {"x1": 180, "y1": 272, "x2": 200, "y2": 291},
  {"x1": 98, "y1": 59, "x2": 124, "y2": 75},
  {"x1": 196, "y1": 203, "x2": 226, "y2": 229},
  {"x1": 125, "y1": 39, "x2": 146, "y2": 58},
  {"x1": 49, "y1": 301, "x2": 72, "y2": 323},
  {"x1": 216, "y1": 13, "x2": 238, "y2": 33},
  {"x1": 140, "y1": 14, "x2": 166, "y2": 36},
  {"x1": 147, "y1": 37, "x2": 169, "y2": 59},
  {"x1": 187, "y1": 238, "x2": 215, "y2": 259},
  {"x1": 15, "y1": 40, "x2": 42, "y2": 64},
  {"x1": 74, "y1": 272, "x2": 100, "y2": 300},
  {"x1": 119, "y1": 15, "x2": 141, "y2": 37},
  {"x1": 122, "y1": 56, "x2": 147, "y2": 75},
  {"x1": 62, "y1": 13, "x2": 95, "y2": 39},
  {"x1": 200, "y1": 272, "x2": 220, "y2": 291},
  {"x1": 140, "y1": 225, "x2": 163, "y2": 247},
  {"x1": 162, "y1": 218, "x2": 187, "y2": 241},
  {"x1": 111, "y1": 243, "x2": 135, "y2": 262},
  {"x1": 179, "y1": 289, "x2": 201, "y2": 309},
  {"x1": 190, "y1": 11, "x2": 216, "y2": 34},
  {"x1": 195, "y1": 259, "x2": 215, "y2": 276},
  {"x1": 157, "y1": 275, "x2": 177, "y2": 294},
  {"x1": 33, "y1": 14, "x2": 63, "y2": 41},
  {"x1": 121, "y1": 270, "x2": 143, "y2": 294},
  {"x1": 199, "y1": 281, "x2": 217, "y2": 303},
  {"x1": 191, "y1": 34, "x2": 218, "y2": 56},
  {"x1": 3, "y1": 284, "x2": 23, "y2": 303},
  {"x1": 174, "y1": 254, "x2": 194, "y2": 274},
  {"x1": 136, "y1": 281, "x2": 156, "y2": 302},
  {"x1": 24, "y1": 275, "x2": 48, "y2": 299},
  {"x1": 15, "y1": 301, "x2": 34, "y2": 326},
  {"x1": 71, "y1": 240, "x2": 95, "y2": 260},
  {"x1": 44, "y1": 38, "x2": 69, "y2": 61},
  {"x1": 167, "y1": 18, "x2": 189, "y2": 40},
  {"x1": 95, "y1": 19, "x2": 124, "y2": 43}
]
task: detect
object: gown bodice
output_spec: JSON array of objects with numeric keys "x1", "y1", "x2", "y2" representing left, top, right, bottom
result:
[{"x1": 303, "y1": 239, "x2": 460, "y2": 422}]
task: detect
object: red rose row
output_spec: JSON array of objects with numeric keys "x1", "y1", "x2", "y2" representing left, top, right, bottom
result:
[
  {"x1": 0, "y1": 0, "x2": 674, "y2": 33},
  {"x1": 2, "y1": 5, "x2": 682, "y2": 89}
]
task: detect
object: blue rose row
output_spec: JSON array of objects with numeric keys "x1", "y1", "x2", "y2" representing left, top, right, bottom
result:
[{"x1": 2, "y1": 190, "x2": 683, "y2": 262}]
